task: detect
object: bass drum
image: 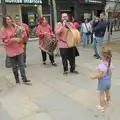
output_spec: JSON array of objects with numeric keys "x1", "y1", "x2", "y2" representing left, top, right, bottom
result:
[
  {"x1": 39, "y1": 37, "x2": 57, "y2": 55},
  {"x1": 66, "y1": 29, "x2": 80, "y2": 47}
]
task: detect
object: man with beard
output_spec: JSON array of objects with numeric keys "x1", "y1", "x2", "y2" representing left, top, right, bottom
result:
[{"x1": 55, "y1": 13, "x2": 79, "y2": 75}]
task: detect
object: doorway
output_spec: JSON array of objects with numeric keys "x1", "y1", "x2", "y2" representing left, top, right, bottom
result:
[
  {"x1": 21, "y1": 5, "x2": 37, "y2": 29},
  {"x1": 97, "y1": 10, "x2": 104, "y2": 17}
]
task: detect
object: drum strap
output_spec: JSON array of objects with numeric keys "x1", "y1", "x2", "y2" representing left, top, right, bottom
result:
[{"x1": 59, "y1": 39, "x2": 67, "y2": 43}]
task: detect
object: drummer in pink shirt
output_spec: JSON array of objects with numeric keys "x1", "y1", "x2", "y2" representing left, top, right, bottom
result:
[
  {"x1": 55, "y1": 13, "x2": 79, "y2": 75},
  {"x1": 36, "y1": 16, "x2": 57, "y2": 66},
  {"x1": 1, "y1": 14, "x2": 30, "y2": 84}
]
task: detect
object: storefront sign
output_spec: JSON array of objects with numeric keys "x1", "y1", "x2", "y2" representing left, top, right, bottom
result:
[
  {"x1": 80, "y1": 0, "x2": 103, "y2": 4},
  {"x1": 89, "y1": 0, "x2": 102, "y2": 3},
  {"x1": 23, "y1": 0, "x2": 42, "y2": 4},
  {"x1": 0, "y1": 0, "x2": 42, "y2": 4},
  {"x1": 5, "y1": 0, "x2": 22, "y2": 3}
]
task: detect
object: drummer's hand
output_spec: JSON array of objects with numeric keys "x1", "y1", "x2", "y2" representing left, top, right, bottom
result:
[
  {"x1": 63, "y1": 20, "x2": 67, "y2": 26},
  {"x1": 13, "y1": 38, "x2": 21, "y2": 43},
  {"x1": 52, "y1": 34, "x2": 55, "y2": 38}
]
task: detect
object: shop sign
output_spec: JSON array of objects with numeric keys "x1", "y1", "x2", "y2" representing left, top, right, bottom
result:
[
  {"x1": 0, "y1": 0, "x2": 42, "y2": 4},
  {"x1": 80, "y1": 0, "x2": 103, "y2": 4},
  {"x1": 5, "y1": 0, "x2": 22, "y2": 3},
  {"x1": 88, "y1": 0, "x2": 102, "y2": 3},
  {"x1": 23, "y1": 0, "x2": 42, "y2": 4}
]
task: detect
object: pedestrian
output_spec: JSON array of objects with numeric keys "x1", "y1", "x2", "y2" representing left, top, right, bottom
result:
[
  {"x1": 15, "y1": 15, "x2": 30, "y2": 67},
  {"x1": 1, "y1": 14, "x2": 31, "y2": 84},
  {"x1": 55, "y1": 13, "x2": 79, "y2": 75},
  {"x1": 90, "y1": 47, "x2": 114, "y2": 112},
  {"x1": 92, "y1": 16, "x2": 99, "y2": 58},
  {"x1": 81, "y1": 18, "x2": 92, "y2": 47},
  {"x1": 36, "y1": 16, "x2": 57, "y2": 66},
  {"x1": 108, "y1": 20, "x2": 113, "y2": 35},
  {"x1": 92, "y1": 13, "x2": 108, "y2": 59},
  {"x1": 73, "y1": 20, "x2": 79, "y2": 29}
]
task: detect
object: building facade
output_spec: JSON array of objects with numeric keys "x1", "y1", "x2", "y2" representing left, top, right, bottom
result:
[
  {"x1": 105, "y1": 0, "x2": 120, "y2": 31},
  {"x1": 0, "y1": 0, "x2": 43, "y2": 28},
  {"x1": 0, "y1": 0, "x2": 107, "y2": 28},
  {"x1": 55, "y1": 0, "x2": 106, "y2": 22}
]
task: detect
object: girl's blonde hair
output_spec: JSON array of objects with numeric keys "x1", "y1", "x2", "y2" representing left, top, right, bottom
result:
[{"x1": 101, "y1": 47, "x2": 112, "y2": 74}]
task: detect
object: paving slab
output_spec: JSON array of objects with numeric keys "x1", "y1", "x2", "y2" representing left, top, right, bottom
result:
[
  {"x1": 0, "y1": 104, "x2": 13, "y2": 120},
  {"x1": 36, "y1": 92, "x2": 106, "y2": 120},
  {"x1": 20, "y1": 112, "x2": 53, "y2": 120}
]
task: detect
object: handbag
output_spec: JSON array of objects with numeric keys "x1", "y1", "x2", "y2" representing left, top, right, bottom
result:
[
  {"x1": 85, "y1": 23, "x2": 91, "y2": 35},
  {"x1": 5, "y1": 55, "x2": 12, "y2": 68}
]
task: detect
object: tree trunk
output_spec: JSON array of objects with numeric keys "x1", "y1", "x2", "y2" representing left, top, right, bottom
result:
[{"x1": 108, "y1": 0, "x2": 119, "y2": 43}]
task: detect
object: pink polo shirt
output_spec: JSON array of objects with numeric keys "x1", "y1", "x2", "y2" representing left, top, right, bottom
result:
[
  {"x1": 55, "y1": 22, "x2": 74, "y2": 48},
  {"x1": 36, "y1": 24, "x2": 53, "y2": 46},
  {"x1": 1, "y1": 26, "x2": 24, "y2": 57}
]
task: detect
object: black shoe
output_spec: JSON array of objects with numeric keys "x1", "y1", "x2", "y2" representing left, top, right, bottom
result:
[
  {"x1": 52, "y1": 62, "x2": 57, "y2": 67},
  {"x1": 43, "y1": 62, "x2": 46, "y2": 65},
  {"x1": 95, "y1": 55, "x2": 100, "y2": 59},
  {"x1": 93, "y1": 54, "x2": 97, "y2": 57},
  {"x1": 23, "y1": 80, "x2": 31, "y2": 83},
  {"x1": 63, "y1": 71, "x2": 68, "y2": 76},
  {"x1": 16, "y1": 80, "x2": 20, "y2": 84},
  {"x1": 23, "y1": 80, "x2": 31, "y2": 85},
  {"x1": 70, "y1": 70, "x2": 79, "y2": 74}
]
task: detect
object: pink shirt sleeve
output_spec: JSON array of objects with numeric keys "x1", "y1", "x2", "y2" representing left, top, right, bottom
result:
[
  {"x1": 1, "y1": 28, "x2": 13, "y2": 46},
  {"x1": 36, "y1": 25, "x2": 44, "y2": 37}
]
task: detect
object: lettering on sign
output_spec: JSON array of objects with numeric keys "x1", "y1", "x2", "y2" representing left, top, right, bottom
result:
[
  {"x1": 89, "y1": 0, "x2": 102, "y2": 3},
  {"x1": 23, "y1": 0, "x2": 42, "y2": 4},
  {"x1": 5, "y1": 0, "x2": 22, "y2": 3}
]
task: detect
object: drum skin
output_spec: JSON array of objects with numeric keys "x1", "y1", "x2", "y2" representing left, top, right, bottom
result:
[{"x1": 66, "y1": 29, "x2": 80, "y2": 47}]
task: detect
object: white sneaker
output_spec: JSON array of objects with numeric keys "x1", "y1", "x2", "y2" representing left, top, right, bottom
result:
[
  {"x1": 96, "y1": 105, "x2": 104, "y2": 113},
  {"x1": 106, "y1": 101, "x2": 110, "y2": 106}
]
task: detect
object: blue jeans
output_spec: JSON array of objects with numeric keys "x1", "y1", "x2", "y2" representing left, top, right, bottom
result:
[
  {"x1": 93, "y1": 37, "x2": 103, "y2": 55},
  {"x1": 82, "y1": 33, "x2": 88, "y2": 45}
]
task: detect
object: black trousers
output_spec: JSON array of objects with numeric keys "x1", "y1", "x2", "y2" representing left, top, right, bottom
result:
[
  {"x1": 10, "y1": 53, "x2": 27, "y2": 82},
  {"x1": 60, "y1": 48, "x2": 76, "y2": 72},
  {"x1": 41, "y1": 50, "x2": 54, "y2": 63},
  {"x1": 24, "y1": 47, "x2": 26, "y2": 64}
]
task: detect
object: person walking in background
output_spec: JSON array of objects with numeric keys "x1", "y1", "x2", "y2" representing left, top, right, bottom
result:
[
  {"x1": 15, "y1": 15, "x2": 30, "y2": 67},
  {"x1": 36, "y1": 16, "x2": 57, "y2": 66},
  {"x1": 1, "y1": 14, "x2": 30, "y2": 84},
  {"x1": 81, "y1": 18, "x2": 92, "y2": 47},
  {"x1": 90, "y1": 47, "x2": 114, "y2": 112},
  {"x1": 108, "y1": 20, "x2": 113, "y2": 35},
  {"x1": 73, "y1": 20, "x2": 79, "y2": 29},
  {"x1": 92, "y1": 13, "x2": 108, "y2": 59}
]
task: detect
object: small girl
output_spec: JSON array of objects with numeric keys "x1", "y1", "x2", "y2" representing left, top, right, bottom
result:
[{"x1": 90, "y1": 47, "x2": 114, "y2": 112}]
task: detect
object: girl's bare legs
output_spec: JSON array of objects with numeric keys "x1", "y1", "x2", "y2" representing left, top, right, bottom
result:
[
  {"x1": 105, "y1": 90, "x2": 110, "y2": 103},
  {"x1": 100, "y1": 92, "x2": 105, "y2": 107}
]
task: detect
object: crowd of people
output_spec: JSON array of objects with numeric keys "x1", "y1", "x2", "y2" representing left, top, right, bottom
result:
[
  {"x1": 0, "y1": 12, "x2": 114, "y2": 113},
  {"x1": 73, "y1": 13, "x2": 109, "y2": 59}
]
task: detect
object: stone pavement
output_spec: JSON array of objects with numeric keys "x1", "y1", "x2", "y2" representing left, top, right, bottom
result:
[{"x1": 0, "y1": 41, "x2": 120, "y2": 120}]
